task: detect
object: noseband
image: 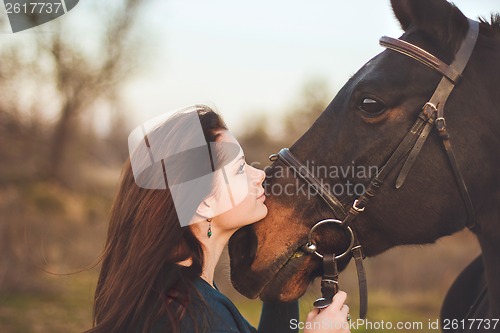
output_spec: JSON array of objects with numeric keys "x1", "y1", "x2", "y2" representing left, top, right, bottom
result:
[{"x1": 269, "y1": 19, "x2": 479, "y2": 319}]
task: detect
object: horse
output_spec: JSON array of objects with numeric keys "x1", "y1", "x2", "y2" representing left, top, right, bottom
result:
[{"x1": 228, "y1": 0, "x2": 500, "y2": 330}]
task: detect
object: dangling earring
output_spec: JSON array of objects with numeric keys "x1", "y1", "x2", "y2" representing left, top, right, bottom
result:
[{"x1": 207, "y1": 218, "x2": 212, "y2": 238}]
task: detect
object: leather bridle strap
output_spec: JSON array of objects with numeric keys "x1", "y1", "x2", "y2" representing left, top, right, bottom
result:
[
  {"x1": 379, "y1": 37, "x2": 462, "y2": 83},
  {"x1": 269, "y1": 149, "x2": 347, "y2": 218},
  {"x1": 344, "y1": 19, "x2": 479, "y2": 229},
  {"x1": 274, "y1": 147, "x2": 369, "y2": 318},
  {"x1": 378, "y1": 18, "x2": 479, "y2": 229}
]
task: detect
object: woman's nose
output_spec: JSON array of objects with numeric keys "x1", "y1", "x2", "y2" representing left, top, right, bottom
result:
[
  {"x1": 251, "y1": 167, "x2": 265, "y2": 185},
  {"x1": 257, "y1": 168, "x2": 265, "y2": 184}
]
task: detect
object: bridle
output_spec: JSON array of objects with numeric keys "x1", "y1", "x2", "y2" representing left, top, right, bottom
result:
[{"x1": 269, "y1": 19, "x2": 479, "y2": 319}]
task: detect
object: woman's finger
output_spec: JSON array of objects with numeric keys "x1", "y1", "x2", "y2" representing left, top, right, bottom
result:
[
  {"x1": 340, "y1": 304, "x2": 349, "y2": 317},
  {"x1": 325, "y1": 290, "x2": 347, "y2": 312},
  {"x1": 306, "y1": 308, "x2": 319, "y2": 321}
]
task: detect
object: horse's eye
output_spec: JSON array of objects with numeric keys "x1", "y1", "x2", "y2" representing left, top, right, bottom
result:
[{"x1": 358, "y1": 98, "x2": 386, "y2": 115}]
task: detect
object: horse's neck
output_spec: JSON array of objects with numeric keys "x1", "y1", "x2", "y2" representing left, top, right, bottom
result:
[
  {"x1": 473, "y1": 37, "x2": 500, "y2": 132},
  {"x1": 476, "y1": 207, "x2": 500, "y2": 317}
]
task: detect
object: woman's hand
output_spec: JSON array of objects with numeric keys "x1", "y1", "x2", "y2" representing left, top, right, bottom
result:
[{"x1": 304, "y1": 291, "x2": 351, "y2": 333}]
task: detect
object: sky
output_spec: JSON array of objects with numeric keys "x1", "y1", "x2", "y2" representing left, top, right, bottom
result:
[
  {"x1": 2, "y1": 0, "x2": 497, "y2": 135},
  {"x1": 120, "y1": 0, "x2": 497, "y2": 134}
]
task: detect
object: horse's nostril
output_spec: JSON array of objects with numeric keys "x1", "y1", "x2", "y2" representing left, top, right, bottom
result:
[{"x1": 229, "y1": 225, "x2": 257, "y2": 267}]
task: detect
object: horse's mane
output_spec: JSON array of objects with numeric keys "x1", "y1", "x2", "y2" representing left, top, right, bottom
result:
[{"x1": 479, "y1": 14, "x2": 500, "y2": 35}]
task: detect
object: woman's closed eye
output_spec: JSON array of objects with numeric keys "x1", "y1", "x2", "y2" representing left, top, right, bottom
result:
[{"x1": 237, "y1": 162, "x2": 246, "y2": 174}]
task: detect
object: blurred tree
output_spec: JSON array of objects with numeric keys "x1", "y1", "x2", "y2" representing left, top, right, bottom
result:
[
  {"x1": 0, "y1": 0, "x2": 150, "y2": 185},
  {"x1": 239, "y1": 78, "x2": 333, "y2": 166},
  {"x1": 283, "y1": 78, "x2": 332, "y2": 139},
  {"x1": 0, "y1": 0, "x2": 152, "y2": 294}
]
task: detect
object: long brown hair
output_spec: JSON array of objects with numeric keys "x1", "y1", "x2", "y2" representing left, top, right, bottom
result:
[{"x1": 86, "y1": 106, "x2": 227, "y2": 333}]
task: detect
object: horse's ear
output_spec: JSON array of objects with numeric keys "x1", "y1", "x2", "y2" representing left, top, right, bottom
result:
[
  {"x1": 391, "y1": 0, "x2": 468, "y2": 52},
  {"x1": 391, "y1": 0, "x2": 412, "y2": 31}
]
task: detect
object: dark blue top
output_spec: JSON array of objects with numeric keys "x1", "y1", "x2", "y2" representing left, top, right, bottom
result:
[{"x1": 151, "y1": 278, "x2": 299, "y2": 333}]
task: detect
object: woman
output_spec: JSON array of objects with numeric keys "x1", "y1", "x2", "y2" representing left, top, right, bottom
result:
[{"x1": 86, "y1": 105, "x2": 350, "y2": 333}]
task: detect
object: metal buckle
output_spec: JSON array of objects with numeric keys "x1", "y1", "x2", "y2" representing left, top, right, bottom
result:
[
  {"x1": 351, "y1": 245, "x2": 366, "y2": 259},
  {"x1": 435, "y1": 117, "x2": 446, "y2": 130},
  {"x1": 424, "y1": 102, "x2": 438, "y2": 112},
  {"x1": 321, "y1": 279, "x2": 338, "y2": 285},
  {"x1": 422, "y1": 102, "x2": 438, "y2": 119},
  {"x1": 353, "y1": 199, "x2": 365, "y2": 212}
]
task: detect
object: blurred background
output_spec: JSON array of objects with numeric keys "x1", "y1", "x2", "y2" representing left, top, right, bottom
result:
[{"x1": 0, "y1": 0, "x2": 493, "y2": 332}]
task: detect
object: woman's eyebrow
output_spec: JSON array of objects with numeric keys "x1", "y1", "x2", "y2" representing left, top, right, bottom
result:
[{"x1": 233, "y1": 155, "x2": 245, "y2": 164}]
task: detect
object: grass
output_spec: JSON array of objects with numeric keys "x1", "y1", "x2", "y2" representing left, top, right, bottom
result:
[
  {"x1": 0, "y1": 270, "x2": 445, "y2": 333},
  {"x1": 0, "y1": 271, "x2": 97, "y2": 333}
]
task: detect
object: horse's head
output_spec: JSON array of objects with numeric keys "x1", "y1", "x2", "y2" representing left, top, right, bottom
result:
[{"x1": 229, "y1": 0, "x2": 500, "y2": 302}]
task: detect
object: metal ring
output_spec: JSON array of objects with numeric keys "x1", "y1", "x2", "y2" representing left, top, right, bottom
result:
[{"x1": 305, "y1": 218, "x2": 355, "y2": 259}]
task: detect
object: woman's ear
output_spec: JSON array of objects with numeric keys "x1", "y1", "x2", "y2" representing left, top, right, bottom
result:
[{"x1": 195, "y1": 194, "x2": 216, "y2": 220}]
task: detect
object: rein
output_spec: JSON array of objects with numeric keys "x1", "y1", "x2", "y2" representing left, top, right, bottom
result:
[{"x1": 269, "y1": 19, "x2": 479, "y2": 319}]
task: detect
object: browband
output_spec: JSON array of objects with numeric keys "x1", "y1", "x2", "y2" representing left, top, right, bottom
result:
[{"x1": 379, "y1": 19, "x2": 479, "y2": 84}]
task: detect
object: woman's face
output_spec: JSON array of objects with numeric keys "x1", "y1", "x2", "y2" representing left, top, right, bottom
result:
[{"x1": 210, "y1": 131, "x2": 267, "y2": 231}]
